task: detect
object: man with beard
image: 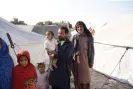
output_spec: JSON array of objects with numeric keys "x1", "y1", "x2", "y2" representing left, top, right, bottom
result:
[
  {"x1": 71, "y1": 21, "x2": 95, "y2": 89},
  {"x1": 49, "y1": 26, "x2": 74, "y2": 89}
]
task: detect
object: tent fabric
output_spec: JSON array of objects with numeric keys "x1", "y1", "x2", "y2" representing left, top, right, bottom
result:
[
  {"x1": 94, "y1": 15, "x2": 133, "y2": 47},
  {"x1": 93, "y1": 15, "x2": 133, "y2": 86},
  {"x1": 17, "y1": 25, "x2": 34, "y2": 32},
  {"x1": 0, "y1": 38, "x2": 14, "y2": 89},
  {"x1": 0, "y1": 17, "x2": 49, "y2": 66}
]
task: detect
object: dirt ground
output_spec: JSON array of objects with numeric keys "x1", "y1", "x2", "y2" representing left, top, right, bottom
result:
[{"x1": 70, "y1": 69, "x2": 133, "y2": 89}]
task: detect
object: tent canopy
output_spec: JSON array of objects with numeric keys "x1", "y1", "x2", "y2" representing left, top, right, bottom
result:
[
  {"x1": 0, "y1": 17, "x2": 49, "y2": 66},
  {"x1": 95, "y1": 15, "x2": 133, "y2": 47},
  {"x1": 94, "y1": 15, "x2": 133, "y2": 86}
]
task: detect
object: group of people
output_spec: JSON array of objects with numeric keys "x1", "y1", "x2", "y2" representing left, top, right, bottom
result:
[{"x1": 0, "y1": 21, "x2": 94, "y2": 89}]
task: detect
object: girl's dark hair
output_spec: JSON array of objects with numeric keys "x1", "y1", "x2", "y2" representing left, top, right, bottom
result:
[
  {"x1": 37, "y1": 62, "x2": 45, "y2": 69},
  {"x1": 46, "y1": 31, "x2": 54, "y2": 36},
  {"x1": 75, "y1": 21, "x2": 92, "y2": 37},
  {"x1": 60, "y1": 26, "x2": 69, "y2": 34}
]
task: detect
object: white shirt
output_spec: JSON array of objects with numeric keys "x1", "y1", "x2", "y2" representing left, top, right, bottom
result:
[
  {"x1": 44, "y1": 38, "x2": 58, "y2": 51},
  {"x1": 37, "y1": 70, "x2": 49, "y2": 86}
]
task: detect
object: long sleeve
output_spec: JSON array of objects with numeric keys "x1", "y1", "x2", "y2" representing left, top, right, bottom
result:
[
  {"x1": 89, "y1": 37, "x2": 95, "y2": 66},
  {"x1": 71, "y1": 34, "x2": 80, "y2": 56}
]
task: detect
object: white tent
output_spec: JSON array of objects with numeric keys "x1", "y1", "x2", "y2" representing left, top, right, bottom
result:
[
  {"x1": 16, "y1": 25, "x2": 34, "y2": 32},
  {"x1": 94, "y1": 15, "x2": 133, "y2": 86},
  {"x1": 0, "y1": 17, "x2": 49, "y2": 66}
]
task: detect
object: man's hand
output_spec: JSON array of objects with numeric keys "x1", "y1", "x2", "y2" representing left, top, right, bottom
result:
[{"x1": 89, "y1": 64, "x2": 93, "y2": 68}]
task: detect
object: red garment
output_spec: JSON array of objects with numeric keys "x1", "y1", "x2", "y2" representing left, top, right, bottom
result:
[{"x1": 12, "y1": 50, "x2": 37, "y2": 89}]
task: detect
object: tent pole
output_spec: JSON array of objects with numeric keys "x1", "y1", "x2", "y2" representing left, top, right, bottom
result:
[
  {"x1": 6, "y1": 33, "x2": 17, "y2": 56},
  {"x1": 100, "y1": 47, "x2": 129, "y2": 89}
]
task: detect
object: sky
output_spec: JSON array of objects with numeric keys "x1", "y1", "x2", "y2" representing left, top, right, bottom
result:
[{"x1": 0, "y1": 0, "x2": 133, "y2": 27}]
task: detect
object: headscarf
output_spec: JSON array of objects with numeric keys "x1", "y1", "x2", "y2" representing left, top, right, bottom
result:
[
  {"x1": 0, "y1": 38, "x2": 14, "y2": 89},
  {"x1": 75, "y1": 21, "x2": 92, "y2": 37},
  {"x1": 12, "y1": 50, "x2": 37, "y2": 89}
]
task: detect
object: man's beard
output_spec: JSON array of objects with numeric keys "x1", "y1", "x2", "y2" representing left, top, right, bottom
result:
[{"x1": 58, "y1": 36, "x2": 66, "y2": 40}]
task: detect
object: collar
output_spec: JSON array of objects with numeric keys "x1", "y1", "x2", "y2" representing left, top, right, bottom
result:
[{"x1": 58, "y1": 38, "x2": 70, "y2": 43}]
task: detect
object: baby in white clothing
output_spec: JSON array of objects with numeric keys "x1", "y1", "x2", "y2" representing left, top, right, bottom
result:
[{"x1": 44, "y1": 31, "x2": 58, "y2": 70}]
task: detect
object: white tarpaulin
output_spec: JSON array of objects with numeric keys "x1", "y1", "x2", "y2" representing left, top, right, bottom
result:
[
  {"x1": 0, "y1": 17, "x2": 49, "y2": 66},
  {"x1": 93, "y1": 15, "x2": 133, "y2": 86}
]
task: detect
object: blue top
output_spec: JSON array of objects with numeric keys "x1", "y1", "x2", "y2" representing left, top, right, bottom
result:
[{"x1": 0, "y1": 38, "x2": 14, "y2": 89}]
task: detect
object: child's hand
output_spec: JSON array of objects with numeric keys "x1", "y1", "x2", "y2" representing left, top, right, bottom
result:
[
  {"x1": 49, "y1": 54, "x2": 54, "y2": 59},
  {"x1": 47, "y1": 50, "x2": 53, "y2": 55},
  {"x1": 24, "y1": 79, "x2": 36, "y2": 88}
]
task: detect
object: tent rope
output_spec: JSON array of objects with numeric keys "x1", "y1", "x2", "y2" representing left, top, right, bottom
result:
[
  {"x1": 94, "y1": 42, "x2": 131, "y2": 89},
  {"x1": 94, "y1": 41, "x2": 133, "y2": 49}
]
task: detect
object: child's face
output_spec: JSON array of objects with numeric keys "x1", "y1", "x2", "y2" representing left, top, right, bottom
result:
[
  {"x1": 38, "y1": 64, "x2": 45, "y2": 74},
  {"x1": 46, "y1": 32, "x2": 53, "y2": 40},
  {"x1": 19, "y1": 56, "x2": 28, "y2": 67}
]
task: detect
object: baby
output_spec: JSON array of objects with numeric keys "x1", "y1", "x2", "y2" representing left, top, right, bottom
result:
[{"x1": 44, "y1": 31, "x2": 58, "y2": 70}]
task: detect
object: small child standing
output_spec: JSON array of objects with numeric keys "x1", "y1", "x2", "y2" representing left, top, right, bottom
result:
[
  {"x1": 36, "y1": 62, "x2": 49, "y2": 89},
  {"x1": 44, "y1": 31, "x2": 58, "y2": 70},
  {"x1": 12, "y1": 50, "x2": 37, "y2": 89}
]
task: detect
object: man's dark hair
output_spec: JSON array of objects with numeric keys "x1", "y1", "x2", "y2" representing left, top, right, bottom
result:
[{"x1": 60, "y1": 26, "x2": 69, "y2": 34}]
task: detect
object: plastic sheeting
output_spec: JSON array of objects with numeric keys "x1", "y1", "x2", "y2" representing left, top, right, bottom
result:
[
  {"x1": 93, "y1": 15, "x2": 133, "y2": 86},
  {"x1": 0, "y1": 17, "x2": 49, "y2": 67}
]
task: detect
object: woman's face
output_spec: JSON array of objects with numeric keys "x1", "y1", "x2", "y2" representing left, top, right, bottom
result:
[
  {"x1": 19, "y1": 56, "x2": 28, "y2": 67},
  {"x1": 76, "y1": 25, "x2": 84, "y2": 34}
]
